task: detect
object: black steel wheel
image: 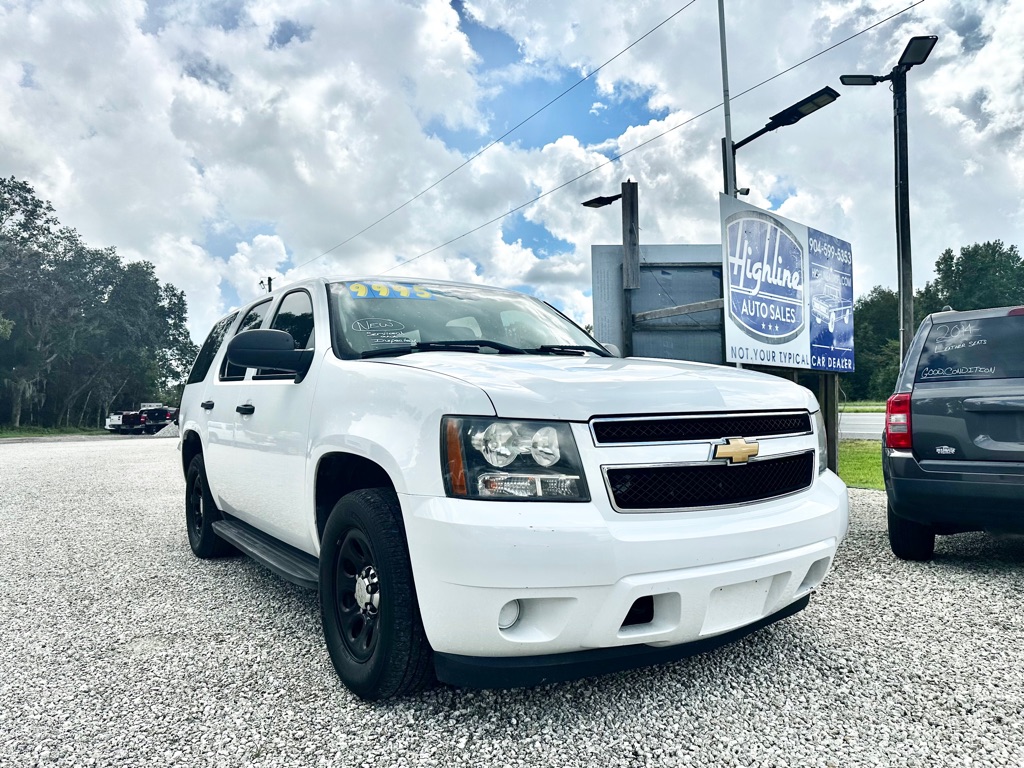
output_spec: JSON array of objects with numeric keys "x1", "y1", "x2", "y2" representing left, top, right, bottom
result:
[
  {"x1": 319, "y1": 488, "x2": 434, "y2": 700},
  {"x1": 185, "y1": 454, "x2": 234, "y2": 559},
  {"x1": 887, "y1": 502, "x2": 935, "y2": 561}
]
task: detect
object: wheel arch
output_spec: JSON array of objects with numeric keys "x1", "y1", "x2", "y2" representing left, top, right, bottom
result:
[
  {"x1": 315, "y1": 452, "x2": 397, "y2": 544},
  {"x1": 181, "y1": 429, "x2": 203, "y2": 479}
]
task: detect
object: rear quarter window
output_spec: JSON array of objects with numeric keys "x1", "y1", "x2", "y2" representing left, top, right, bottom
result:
[{"x1": 915, "y1": 315, "x2": 1024, "y2": 382}]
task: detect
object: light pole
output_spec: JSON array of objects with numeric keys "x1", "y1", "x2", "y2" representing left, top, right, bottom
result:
[
  {"x1": 841, "y1": 34, "x2": 937, "y2": 361},
  {"x1": 722, "y1": 86, "x2": 840, "y2": 197},
  {"x1": 583, "y1": 180, "x2": 639, "y2": 357}
]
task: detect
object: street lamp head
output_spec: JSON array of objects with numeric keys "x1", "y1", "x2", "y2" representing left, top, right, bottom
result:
[
  {"x1": 581, "y1": 193, "x2": 623, "y2": 208},
  {"x1": 766, "y1": 86, "x2": 841, "y2": 128},
  {"x1": 840, "y1": 74, "x2": 881, "y2": 86},
  {"x1": 898, "y1": 35, "x2": 938, "y2": 67}
]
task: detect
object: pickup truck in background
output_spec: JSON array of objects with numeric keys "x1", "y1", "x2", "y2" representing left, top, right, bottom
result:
[{"x1": 106, "y1": 404, "x2": 178, "y2": 434}]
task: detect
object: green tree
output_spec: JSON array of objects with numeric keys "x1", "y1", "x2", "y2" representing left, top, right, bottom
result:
[
  {"x1": 0, "y1": 177, "x2": 197, "y2": 427},
  {"x1": 916, "y1": 241, "x2": 1024, "y2": 319},
  {"x1": 841, "y1": 286, "x2": 899, "y2": 401}
]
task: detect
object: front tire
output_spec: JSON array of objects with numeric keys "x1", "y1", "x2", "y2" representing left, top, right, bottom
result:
[
  {"x1": 887, "y1": 503, "x2": 935, "y2": 561},
  {"x1": 185, "y1": 454, "x2": 234, "y2": 558},
  {"x1": 319, "y1": 488, "x2": 434, "y2": 700}
]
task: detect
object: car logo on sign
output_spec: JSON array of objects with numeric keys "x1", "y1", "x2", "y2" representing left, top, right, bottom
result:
[{"x1": 713, "y1": 437, "x2": 760, "y2": 465}]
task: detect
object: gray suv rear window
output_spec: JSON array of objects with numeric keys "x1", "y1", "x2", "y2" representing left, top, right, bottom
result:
[{"x1": 915, "y1": 314, "x2": 1024, "y2": 382}]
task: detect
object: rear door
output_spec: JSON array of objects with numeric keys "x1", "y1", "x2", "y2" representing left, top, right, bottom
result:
[
  {"x1": 911, "y1": 312, "x2": 1024, "y2": 463},
  {"x1": 181, "y1": 312, "x2": 237, "y2": 494}
]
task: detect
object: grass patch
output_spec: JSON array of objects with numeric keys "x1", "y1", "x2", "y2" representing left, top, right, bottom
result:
[
  {"x1": 839, "y1": 439, "x2": 883, "y2": 490},
  {"x1": 840, "y1": 401, "x2": 886, "y2": 413},
  {"x1": 0, "y1": 425, "x2": 109, "y2": 439}
]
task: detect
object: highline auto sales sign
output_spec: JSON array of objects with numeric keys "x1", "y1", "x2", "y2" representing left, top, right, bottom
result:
[{"x1": 720, "y1": 195, "x2": 855, "y2": 373}]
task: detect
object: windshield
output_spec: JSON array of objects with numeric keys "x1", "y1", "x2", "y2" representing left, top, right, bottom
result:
[{"x1": 327, "y1": 280, "x2": 601, "y2": 359}]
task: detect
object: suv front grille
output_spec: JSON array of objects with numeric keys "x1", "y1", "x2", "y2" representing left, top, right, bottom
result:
[
  {"x1": 591, "y1": 412, "x2": 811, "y2": 445},
  {"x1": 605, "y1": 451, "x2": 814, "y2": 512}
]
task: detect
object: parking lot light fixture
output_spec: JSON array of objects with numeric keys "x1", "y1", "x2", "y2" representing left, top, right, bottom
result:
[
  {"x1": 724, "y1": 86, "x2": 840, "y2": 195},
  {"x1": 840, "y1": 34, "x2": 937, "y2": 362},
  {"x1": 582, "y1": 181, "x2": 639, "y2": 356}
]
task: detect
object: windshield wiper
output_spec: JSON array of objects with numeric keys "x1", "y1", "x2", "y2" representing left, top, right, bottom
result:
[
  {"x1": 528, "y1": 344, "x2": 612, "y2": 357},
  {"x1": 360, "y1": 340, "x2": 527, "y2": 359}
]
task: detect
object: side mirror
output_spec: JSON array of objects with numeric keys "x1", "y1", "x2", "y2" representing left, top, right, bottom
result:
[
  {"x1": 227, "y1": 329, "x2": 314, "y2": 381},
  {"x1": 601, "y1": 342, "x2": 622, "y2": 358}
]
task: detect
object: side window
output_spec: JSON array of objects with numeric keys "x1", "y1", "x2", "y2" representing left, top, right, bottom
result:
[
  {"x1": 270, "y1": 290, "x2": 315, "y2": 349},
  {"x1": 256, "y1": 290, "x2": 315, "y2": 379},
  {"x1": 220, "y1": 299, "x2": 272, "y2": 380},
  {"x1": 185, "y1": 313, "x2": 237, "y2": 385}
]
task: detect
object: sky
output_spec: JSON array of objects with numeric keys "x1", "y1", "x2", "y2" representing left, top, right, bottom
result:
[{"x1": 1, "y1": 0, "x2": 1022, "y2": 342}]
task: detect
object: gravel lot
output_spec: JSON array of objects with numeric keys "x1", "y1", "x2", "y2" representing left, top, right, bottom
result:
[{"x1": 1, "y1": 438, "x2": 1022, "y2": 768}]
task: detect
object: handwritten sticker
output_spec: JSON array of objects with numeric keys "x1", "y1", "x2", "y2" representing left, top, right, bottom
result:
[{"x1": 351, "y1": 318, "x2": 406, "y2": 332}]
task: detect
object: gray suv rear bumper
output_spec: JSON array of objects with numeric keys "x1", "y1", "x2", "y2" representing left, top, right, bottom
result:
[{"x1": 884, "y1": 447, "x2": 1024, "y2": 533}]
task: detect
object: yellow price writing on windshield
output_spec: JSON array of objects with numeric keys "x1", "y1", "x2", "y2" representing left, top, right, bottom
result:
[{"x1": 347, "y1": 282, "x2": 432, "y2": 300}]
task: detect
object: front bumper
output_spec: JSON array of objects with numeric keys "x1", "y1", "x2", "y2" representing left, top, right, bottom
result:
[
  {"x1": 400, "y1": 470, "x2": 847, "y2": 668},
  {"x1": 434, "y1": 595, "x2": 810, "y2": 689}
]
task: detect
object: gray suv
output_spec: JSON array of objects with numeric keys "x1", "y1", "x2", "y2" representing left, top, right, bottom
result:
[{"x1": 883, "y1": 305, "x2": 1024, "y2": 560}]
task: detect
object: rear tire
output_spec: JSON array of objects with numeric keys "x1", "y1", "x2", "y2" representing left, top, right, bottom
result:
[
  {"x1": 185, "y1": 454, "x2": 234, "y2": 558},
  {"x1": 319, "y1": 488, "x2": 434, "y2": 700},
  {"x1": 887, "y1": 503, "x2": 935, "y2": 561}
]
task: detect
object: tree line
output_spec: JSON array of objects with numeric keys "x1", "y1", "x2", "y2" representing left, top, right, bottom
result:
[
  {"x1": 843, "y1": 240, "x2": 1024, "y2": 401},
  {"x1": 0, "y1": 176, "x2": 198, "y2": 429}
]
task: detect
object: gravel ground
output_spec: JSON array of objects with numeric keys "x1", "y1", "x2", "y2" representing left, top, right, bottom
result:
[{"x1": 1, "y1": 438, "x2": 1022, "y2": 768}]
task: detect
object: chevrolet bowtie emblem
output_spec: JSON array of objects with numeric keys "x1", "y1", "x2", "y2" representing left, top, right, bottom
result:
[{"x1": 713, "y1": 437, "x2": 759, "y2": 464}]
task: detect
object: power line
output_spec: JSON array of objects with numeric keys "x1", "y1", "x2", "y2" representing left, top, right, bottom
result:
[
  {"x1": 381, "y1": 0, "x2": 928, "y2": 274},
  {"x1": 293, "y1": 0, "x2": 699, "y2": 272}
]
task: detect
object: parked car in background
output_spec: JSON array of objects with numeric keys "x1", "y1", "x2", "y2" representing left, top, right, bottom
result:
[
  {"x1": 178, "y1": 277, "x2": 848, "y2": 699},
  {"x1": 105, "y1": 403, "x2": 178, "y2": 434},
  {"x1": 883, "y1": 305, "x2": 1024, "y2": 560}
]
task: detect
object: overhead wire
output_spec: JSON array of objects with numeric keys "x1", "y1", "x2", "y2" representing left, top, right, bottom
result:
[
  {"x1": 381, "y1": 0, "x2": 928, "y2": 275},
  {"x1": 292, "y1": 0, "x2": 700, "y2": 272}
]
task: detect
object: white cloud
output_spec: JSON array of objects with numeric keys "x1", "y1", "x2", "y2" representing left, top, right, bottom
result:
[{"x1": 1, "y1": 0, "x2": 1021, "y2": 344}]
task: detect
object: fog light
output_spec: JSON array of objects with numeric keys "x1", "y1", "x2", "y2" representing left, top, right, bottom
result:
[{"x1": 498, "y1": 599, "x2": 521, "y2": 630}]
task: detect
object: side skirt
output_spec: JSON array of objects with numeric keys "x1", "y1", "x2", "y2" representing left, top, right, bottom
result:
[{"x1": 212, "y1": 517, "x2": 319, "y2": 590}]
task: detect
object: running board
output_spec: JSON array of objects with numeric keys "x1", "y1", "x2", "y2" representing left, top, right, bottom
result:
[{"x1": 212, "y1": 518, "x2": 319, "y2": 590}]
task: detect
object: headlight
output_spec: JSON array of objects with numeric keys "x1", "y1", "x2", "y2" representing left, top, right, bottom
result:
[
  {"x1": 443, "y1": 417, "x2": 590, "y2": 501},
  {"x1": 813, "y1": 410, "x2": 827, "y2": 475}
]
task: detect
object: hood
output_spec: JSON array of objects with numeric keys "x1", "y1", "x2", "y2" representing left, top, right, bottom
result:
[{"x1": 367, "y1": 353, "x2": 818, "y2": 420}]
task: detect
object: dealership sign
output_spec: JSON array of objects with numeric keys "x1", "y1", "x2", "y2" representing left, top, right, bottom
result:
[{"x1": 721, "y1": 195, "x2": 855, "y2": 372}]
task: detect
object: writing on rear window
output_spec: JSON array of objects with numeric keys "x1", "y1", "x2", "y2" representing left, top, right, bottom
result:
[
  {"x1": 915, "y1": 315, "x2": 1024, "y2": 382},
  {"x1": 921, "y1": 366, "x2": 996, "y2": 379}
]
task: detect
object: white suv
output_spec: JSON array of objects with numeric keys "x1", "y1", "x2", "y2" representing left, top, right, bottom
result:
[{"x1": 178, "y1": 277, "x2": 848, "y2": 699}]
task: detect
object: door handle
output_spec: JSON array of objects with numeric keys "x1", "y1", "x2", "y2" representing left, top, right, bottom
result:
[
  {"x1": 236, "y1": 403, "x2": 255, "y2": 415},
  {"x1": 201, "y1": 400, "x2": 214, "y2": 410}
]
